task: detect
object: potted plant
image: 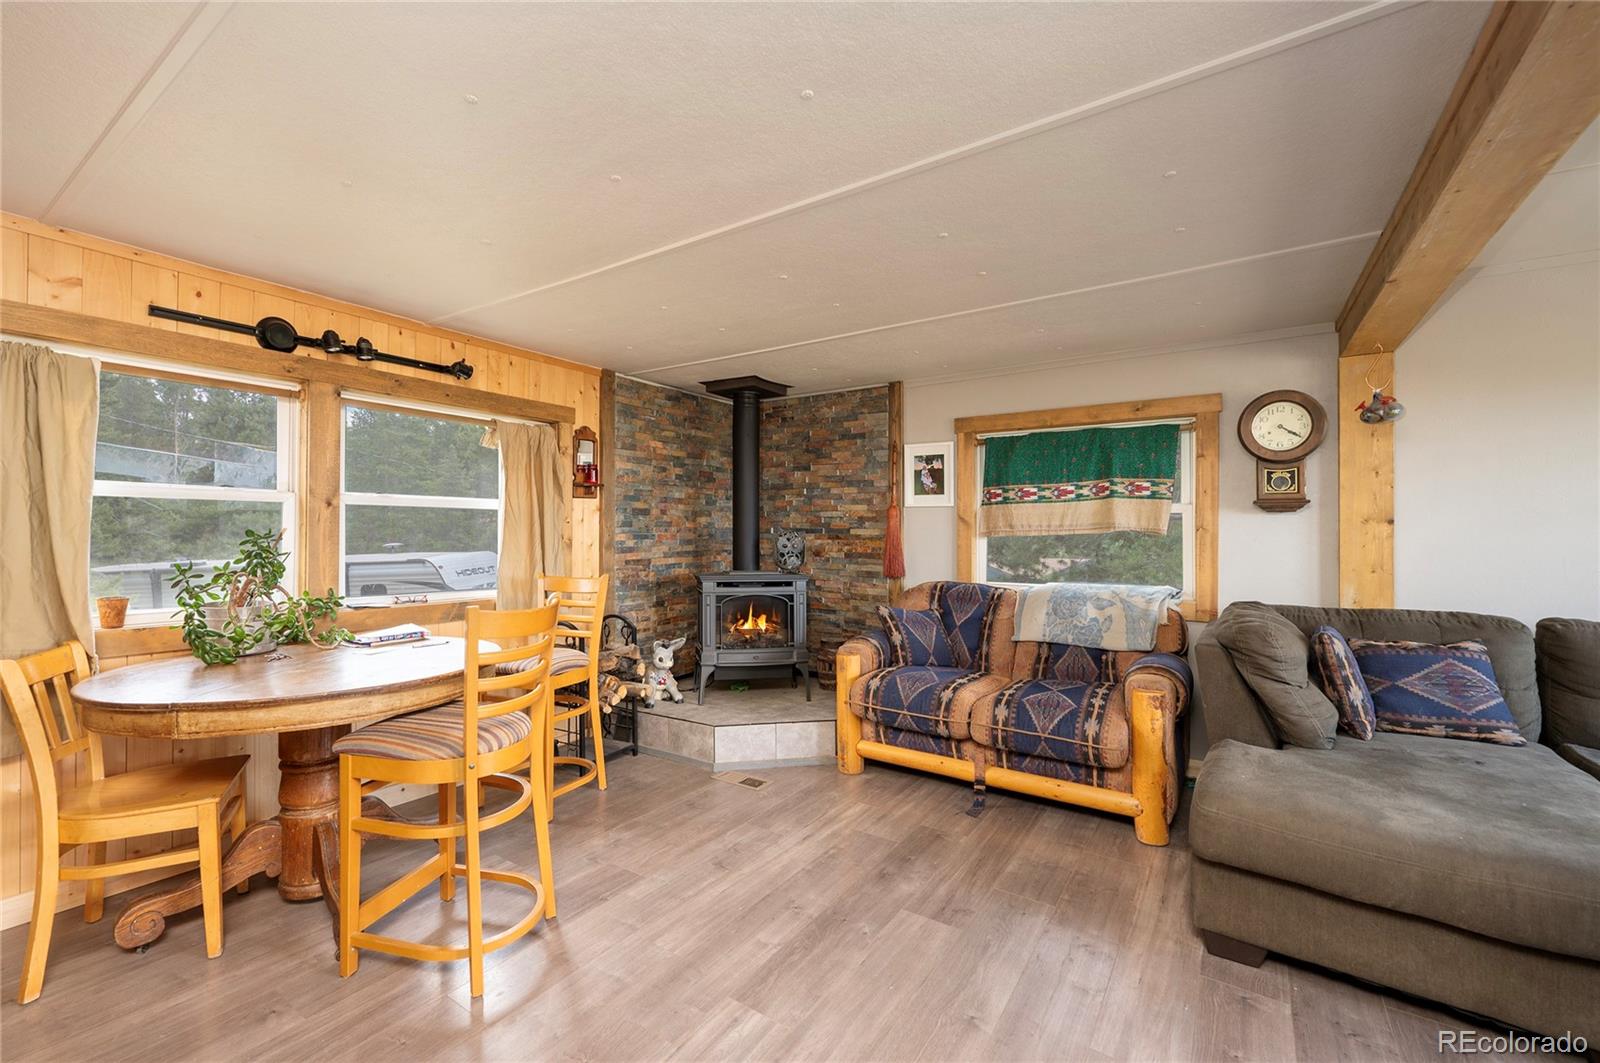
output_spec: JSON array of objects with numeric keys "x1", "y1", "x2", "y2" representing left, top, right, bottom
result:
[{"x1": 171, "y1": 528, "x2": 350, "y2": 665}]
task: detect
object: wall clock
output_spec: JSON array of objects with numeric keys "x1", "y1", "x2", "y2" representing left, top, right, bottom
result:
[{"x1": 1237, "y1": 390, "x2": 1327, "y2": 512}]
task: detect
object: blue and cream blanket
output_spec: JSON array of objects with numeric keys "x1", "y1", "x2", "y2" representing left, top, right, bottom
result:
[{"x1": 1013, "y1": 583, "x2": 1180, "y2": 652}]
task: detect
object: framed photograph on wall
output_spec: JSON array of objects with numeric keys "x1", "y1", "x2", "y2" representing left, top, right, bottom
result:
[{"x1": 905, "y1": 442, "x2": 955, "y2": 507}]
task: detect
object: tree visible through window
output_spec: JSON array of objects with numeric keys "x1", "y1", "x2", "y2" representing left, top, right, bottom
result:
[
  {"x1": 341, "y1": 405, "x2": 501, "y2": 599},
  {"x1": 90, "y1": 370, "x2": 294, "y2": 613},
  {"x1": 980, "y1": 427, "x2": 1194, "y2": 594}
]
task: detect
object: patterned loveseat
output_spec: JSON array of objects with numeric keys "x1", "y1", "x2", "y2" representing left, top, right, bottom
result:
[{"x1": 834, "y1": 581, "x2": 1192, "y2": 844}]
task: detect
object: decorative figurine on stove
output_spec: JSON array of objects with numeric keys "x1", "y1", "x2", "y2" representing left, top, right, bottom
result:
[
  {"x1": 645, "y1": 637, "x2": 688, "y2": 705},
  {"x1": 775, "y1": 528, "x2": 805, "y2": 573}
]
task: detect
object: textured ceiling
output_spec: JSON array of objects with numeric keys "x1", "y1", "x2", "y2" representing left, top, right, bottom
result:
[{"x1": 2, "y1": 2, "x2": 1493, "y2": 392}]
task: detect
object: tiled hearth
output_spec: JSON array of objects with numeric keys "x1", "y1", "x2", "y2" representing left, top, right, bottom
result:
[{"x1": 636, "y1": 679, "x2": 834, "y2": 770}]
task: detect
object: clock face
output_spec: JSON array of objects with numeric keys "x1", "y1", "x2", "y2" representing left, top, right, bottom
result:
[{"x1": 1249, "y1": 401, "x2": 1315, "y2": 452}]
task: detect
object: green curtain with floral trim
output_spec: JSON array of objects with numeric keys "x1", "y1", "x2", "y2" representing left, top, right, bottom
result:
[{"x1": 980, "y1": 424, "x2": 1178, "y2": 536}]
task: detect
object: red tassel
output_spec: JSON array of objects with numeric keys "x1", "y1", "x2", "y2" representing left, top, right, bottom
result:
[{"x1": 883, "y1": 501, "x2": 906, "y2": 579}]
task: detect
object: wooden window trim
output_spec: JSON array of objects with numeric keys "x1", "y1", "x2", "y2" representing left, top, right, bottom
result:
[
  {"x1": 955, "y1": 393, "x2": 1221, "y2": 621},
  {"x1": 94, "y1": 358, "x2": 299, "y2": 398},
  {"x1": 1, "y1": 299, "x2": 576, "y2": 425},
  {"x1": 5, "y1": 299, "x2": 579, "y2": 633}
]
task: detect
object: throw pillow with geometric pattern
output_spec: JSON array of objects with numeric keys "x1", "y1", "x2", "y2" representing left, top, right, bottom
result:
[
  {"x1": 877, "y1": 606, "x2": 956, "y2": 668},
  {"x1": 1310, "y1": 626, "x2": 1375, "y2": 740},
  {"x1": 1348, "y1": 638, "x2": 1526, "y2": 746}
]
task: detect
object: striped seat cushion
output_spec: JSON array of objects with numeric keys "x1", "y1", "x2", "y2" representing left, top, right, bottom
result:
[
  {"x1": 494, "y1": 646, "x2": 590, "y2": 679},
  {"x1": 333, "y1": 701, "x2": 531, "y2": 761}
]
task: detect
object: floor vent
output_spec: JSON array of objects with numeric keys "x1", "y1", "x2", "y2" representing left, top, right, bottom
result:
[{"x1": 713, "y1": 771, "x2": 771, "y2": 790}]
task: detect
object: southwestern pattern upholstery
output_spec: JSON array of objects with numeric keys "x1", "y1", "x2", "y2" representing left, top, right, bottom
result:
[
  {"x1": 877, "y1": 607, "x2": 957, "y2": 667},
  {"x1": 839, "y1": 581, "x2": 1191, "y2": 843},
  {"x1": 1310, "y1": 626, "x2": 1376, "y2": 740},
  {"x1": 856, "y1": 665, "x2": 1003, "y2": 740},
  {"x1": 929, "y1": 581, "x2": 1002, "y2": 670},
  {"x1": 859, "y1": 716, "x2": 960, "y2": 759},
  {"x1": 1350, "y1": 638, "x2": 1525, "y2": 746},
  {"x1": 332, "y1": 700, "x2": 532, "y2": 761},
  {"x1": 971, "y1": 680, "x2": 1128, "y2": 767}
]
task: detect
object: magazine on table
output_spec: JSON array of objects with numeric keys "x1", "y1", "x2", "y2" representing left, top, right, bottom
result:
[{"x1": 349, "y1": 623, "x2": 430, "y2": 648}]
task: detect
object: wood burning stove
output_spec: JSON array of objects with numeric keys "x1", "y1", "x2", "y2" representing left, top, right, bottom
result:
[
  {"x1": 695, "y1": 375, "x2": 809, "y2": 703},
  {"x1": 696, "y1": 572, "x2": 809, "y2": 703}
]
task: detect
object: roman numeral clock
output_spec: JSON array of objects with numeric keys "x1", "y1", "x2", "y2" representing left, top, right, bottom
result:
[{"x1": 1238, "y1": 390, "x2": 1328, "y2": 512}]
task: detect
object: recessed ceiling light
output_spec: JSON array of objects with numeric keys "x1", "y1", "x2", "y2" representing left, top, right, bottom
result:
[
  {"x1": 1193, "y1": 300, "x2": 1203, "y2": 306},
  {"x1": 609, "y1": 174, "x2": 622, "y2": 182},
  {"x1": 340, "y1": 179, "x2": 353, "y2": 188},
  {"x1": 937, "y1": 232, "x2": 949, "y2": 239},
  {"x1": 778, "y1": 273, "x2": 789, "y2": 280},
  {"x1": 1174, "y1": 226, "x2": 1188, "y2": 233},
  {"x1": 659, "y1": 305, "x2": 668, "y2": 310},
  {"x1": 464, "y1": 94, "x2": 480, "y2": 104},
  {"x1": 719, "y1": 327, "x2": 727, "y2": 331},
  {"x1": 1163, "y1": 170, "x2": 1178, "y2": 178},
  {"x1": 811, "y1": 367, "x2": 819, "y2": 372},
  {"x1": 480, "y1": 238, "x2": 494, "y2": 245},
  {"x1": 977, "y1": 271, "x2": 988, "y2": 277},
  {"x1": 832, "y1": 302, "x2": 841, "y2": 308},
  {"x1": 1036, "y1": 328, "x2": 1045, "y2": 333},
  {"x1": 800, "y1": 89, "x2": 815, "y2": 100}
]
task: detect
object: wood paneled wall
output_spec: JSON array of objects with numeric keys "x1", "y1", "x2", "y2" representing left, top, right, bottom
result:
[{"x1": 0, "y1": 213, "x2": 603, "y2": 926}]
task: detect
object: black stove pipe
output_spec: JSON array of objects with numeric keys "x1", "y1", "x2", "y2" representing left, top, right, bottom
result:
[
  {"x1": 702, "y1": 376, "x2": 789, "y2": 573},
  {"x1": 730, "y1": 390, "x2": 761, "y2": 571}
]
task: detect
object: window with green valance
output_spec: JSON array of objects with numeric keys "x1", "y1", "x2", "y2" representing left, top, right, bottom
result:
[{"x1": 979, "y1": 423, "x2": 1180, "y2": 537}]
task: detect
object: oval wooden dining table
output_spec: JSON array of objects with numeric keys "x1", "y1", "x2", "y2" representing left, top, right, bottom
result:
[{"x1": 72, "y1": 636, "x2": 493, "y2": 950}]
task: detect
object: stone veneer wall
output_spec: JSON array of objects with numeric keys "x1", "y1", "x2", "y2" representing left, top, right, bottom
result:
[
  {"x1": 610, "y1": 377, "x2": 890, "y2": 662},
  {"x1": 611, "y1": 376, "x2": 729, "y2": 646},
  {"x1": 760, "y1": 386, "x2": 892, "y2": 659}
]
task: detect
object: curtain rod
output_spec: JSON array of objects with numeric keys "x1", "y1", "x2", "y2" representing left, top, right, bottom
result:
[{"x1": 976, "y1": 417, "x2": 1195, "y2": 442}]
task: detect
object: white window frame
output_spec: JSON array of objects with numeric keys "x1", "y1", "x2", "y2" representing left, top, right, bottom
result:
[
  {"x1": 974, "y1": 419, "x2": 1196, "y2": 600},
  {"x1": 338, "y1": 397, "x2": 504, "y2": 608},
  {"x1": 88, "y1": 361, "x2": 300, "y2": 628}
]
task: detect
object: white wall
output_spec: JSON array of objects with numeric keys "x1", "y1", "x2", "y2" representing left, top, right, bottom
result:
[
  {"x1": 901, "y1": 330, "x2": 1342, "y2": 609},
  {"x1": 1394, "y1": 258, "x2": 1600, "y2": 626}
]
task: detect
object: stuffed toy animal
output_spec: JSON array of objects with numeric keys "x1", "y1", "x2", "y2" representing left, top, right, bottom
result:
[{"x1": 645, "y1": 637, "x2": 687, "y2": 705}]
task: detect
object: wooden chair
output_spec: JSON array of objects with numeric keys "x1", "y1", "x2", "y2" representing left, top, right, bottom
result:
[
  {"x1": 0, "y1": 641, "x2": 249, "y2": 1004},
  {"x1": 499, "y1": 575, "x2": 609, "y2": 818},
  {"x1": 335, "y1": 600, "x2": 559, "y2": 998}
]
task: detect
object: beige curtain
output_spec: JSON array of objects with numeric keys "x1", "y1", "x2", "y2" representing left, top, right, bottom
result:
[
  {"x1": 1, "y1": 342, "x2": 98, "y2": 661},
  {"x1": 484, "y1": 419, "x2": 568, "y2": 609}
]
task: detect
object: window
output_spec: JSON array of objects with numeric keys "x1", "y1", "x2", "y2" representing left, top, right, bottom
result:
[
  {"x1": 955, "y1": 395, "x2": 1220, "y2": 620},
  {"x1": 341, "y1": 403, "x2": 501, "y2": 602},
  {"x1": 90, "y1": 369, "x2": 296, "y2": 617},
  {"x1": 978, "y1": 427, "x2": 1195, "y2": 597}
]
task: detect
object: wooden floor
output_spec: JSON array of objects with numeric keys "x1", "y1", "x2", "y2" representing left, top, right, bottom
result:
[{"x1": 0, "y1": 754, "x2": 1547, "y2": 1062}]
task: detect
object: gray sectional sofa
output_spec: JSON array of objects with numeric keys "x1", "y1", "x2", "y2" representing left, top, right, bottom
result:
[{"x1": 1190, "y1": 606, "x2": 1600, "y2": 1041}]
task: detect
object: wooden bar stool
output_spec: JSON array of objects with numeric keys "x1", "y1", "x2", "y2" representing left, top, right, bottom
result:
[
  {"x1": 499, "y1": 575, "x2": 609, "y2": 818},
  {"x1": 334, "y1": 599, "x2": 559, "y2": 998},
  {"x1": 0, "y1": 641, "x2": 249, "y2": 1004}
]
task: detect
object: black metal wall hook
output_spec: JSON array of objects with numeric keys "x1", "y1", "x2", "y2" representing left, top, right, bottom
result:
[{"x1": 147, "y1": 304, "x2": 474, "y2": 380}]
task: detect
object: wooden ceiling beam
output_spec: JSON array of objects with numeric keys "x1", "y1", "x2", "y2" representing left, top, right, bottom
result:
[{"x1": 1336, "y1": 0, "x2": 1600, "y2": 359}]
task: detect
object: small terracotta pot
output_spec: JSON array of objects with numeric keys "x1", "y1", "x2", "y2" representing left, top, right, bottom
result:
[{"x1": 96, "y1": 596, "x2": 130, "y2": 629}]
